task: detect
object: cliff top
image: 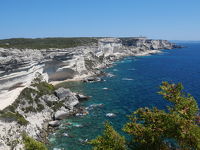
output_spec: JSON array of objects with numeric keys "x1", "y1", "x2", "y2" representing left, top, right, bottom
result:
[
  {"x1": 0, "y1": 37, "x2": 150, "y2": 49},
  {"x1": 0, "y1": 37, "x2": 98, "y2": 49}
]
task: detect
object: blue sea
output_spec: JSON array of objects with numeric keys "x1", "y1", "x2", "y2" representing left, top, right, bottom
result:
[{"x1": 49, "y1": 43, "x2": 200, "y2": 150}]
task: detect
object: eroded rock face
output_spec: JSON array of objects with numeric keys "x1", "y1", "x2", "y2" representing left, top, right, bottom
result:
[
  {"x1": 0, "y1": 79, "x2": 80, "y2": 149},
  {"x1": 0, "y1": 38, "x2": 178, "y2": 111}
]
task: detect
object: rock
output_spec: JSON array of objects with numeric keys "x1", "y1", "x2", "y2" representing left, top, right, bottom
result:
[
  {"x1": 106, "y1": 113, "x2": 116, "y2": 117},
  {"x1": 63, "y1": 133, "x2": 69, "y2": 137},
  {"x1": 55, "y1": 88, "x2": 79, "y2": 109},
  {"x1": 78, "y1": 138, "x2": 88, "y2": 143},
  {"x1": 48, "y1": 120, "x2": 60, "y2": 127},
  {"x1": 54, "y1": 109, "x2": 70, "y2": 120},
  {"x1": 76, "y1": 94, "x2": 89, "y2": 101},
  {"x1": 83, "y1": 77, "x2": 103, "y2": 82},
  {"x1": 40, "y1": 94, "x2": 59, "y2": 102},
  {"x1": 55, "y1": 88, "x2": 72, "y2": 100}
]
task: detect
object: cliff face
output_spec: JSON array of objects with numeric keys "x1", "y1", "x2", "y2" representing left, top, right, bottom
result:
[
  {"x1": 121, "y1": 37, "x2": 174, "y2": 49},
  {"x1": 0, "y1": 38, "x2": 177, "y2": 110},
  {"x1": 0, "y1": 37, "x2": 179, "y2": 149},
  {"x1": 0, "y1": 75, "x2": 83, "y2": 149}
]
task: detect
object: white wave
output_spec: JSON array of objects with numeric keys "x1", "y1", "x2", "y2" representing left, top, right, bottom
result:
[
  {"x1": 122, "y1": 78, "x2": 134, "y2": 81},
  {"x1": 106, "y1": 113, "x2": 116, "y2": 117}
]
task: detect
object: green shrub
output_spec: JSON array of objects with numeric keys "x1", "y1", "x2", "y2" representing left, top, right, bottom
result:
[
  {"x1": 36, "y1": 82, "x2": 55, "y2": 96},
  {"x1": 45, "y1": 101, "x2": 53, "y2": 107},
  {"x1": 52, "y1": 101, "x2": 65, "y2": 111},
  {"x1": 22, "y1": 134, "x2": 47, "y2": 150},
  {"x1": 18, "y1": 88, "x2": 37, "y2": 103},
  {"x1": 0, "y1": 112, "x2": 29, "y2": 126},
  {"x1": 24, "y1": 106, "x2": 37, "y2": 113},
  {"x1": 89, "y1": 122, "x2": 126, "y2": 150},
  {"x1": 91, "y1": 82, "x2": 200, "y2": 150},
  {"x1": 5, "y1": 105, "x2": 16, "y2": 113},
  {"x1": 37, "y1": 104, "x2": 45, "y2": 112}
]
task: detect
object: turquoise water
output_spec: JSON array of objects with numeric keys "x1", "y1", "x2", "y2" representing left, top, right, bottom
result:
[{"x1": 49, "y1": 43, "x2": 200, "y2": 150}]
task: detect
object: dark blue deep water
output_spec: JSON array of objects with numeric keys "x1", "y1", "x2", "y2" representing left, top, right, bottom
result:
[{"x1": 49, "y1": 43, "x2": 200, "y2": 150}]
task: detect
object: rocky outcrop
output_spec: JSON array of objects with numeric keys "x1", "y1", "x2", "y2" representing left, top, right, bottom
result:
[
  {"x1": 0, "y1": 76, "x2": 82, "y2": 149},
  {"x1": 55, "y1": 88, "x2": 79, "y2": 109},
  {"x1": 48, "y1": 120, "x2": 60, "y2": 127}
]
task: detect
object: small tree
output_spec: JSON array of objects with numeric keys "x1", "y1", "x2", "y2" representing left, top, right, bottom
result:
[
  {"x1": 124, "y1": 81, "x2": 200, "y2": 150},
  {"x1": 89, "y1": 122, "x2": 126, "y2": 150},
  {"x1": 90, "y1": 82, "x2": 200, "y2": 150}
]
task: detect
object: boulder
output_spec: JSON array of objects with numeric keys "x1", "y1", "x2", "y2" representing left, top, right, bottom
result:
[
  {"x1": 76, "y1": 94, "x2": 89, "y2": 101},
  {"x1": 54, "y1": 109, "x2": 70, "y2": 120},
  {"x1": 55, "y1": 88, "x2": 79, "y2": 108},
  {"x1": 48, "y1": 120, "x2": 60, "y2": 127}
]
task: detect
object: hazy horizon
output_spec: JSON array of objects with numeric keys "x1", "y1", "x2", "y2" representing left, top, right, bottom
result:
[{"x1": 0, "y1": 37, "x2": 200, "y2": 42}]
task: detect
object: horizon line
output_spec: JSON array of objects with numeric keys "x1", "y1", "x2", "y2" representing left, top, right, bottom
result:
[{"x1": 0, "y1": 36, "x2": 199, "y2": 42}]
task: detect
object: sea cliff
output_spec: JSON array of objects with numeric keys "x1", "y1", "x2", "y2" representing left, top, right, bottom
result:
[{"x1": 0, "y1": 37, "x2": 179, "y2": 149}]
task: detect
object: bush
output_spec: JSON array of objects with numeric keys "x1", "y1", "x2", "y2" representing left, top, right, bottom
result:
[
  {"x1": 89, "y1": 122, "x2": 126, "y2": 150},
  {"x1": 22, "y1": 134, "x2": 47, "y2": 150},
  {"x1": 0, "y1": 112, "x2": 29, "y2": 126},
  {"x1": 24, "y1": 106, "x2": 37, "y2": 113},
  {"x1": 36, "y1": 82, "x2": 55, "y2": 96},
  {"x1": 37, "y1": 104, "x2": 45, "y2": 112},
  {"x1": 90, "y1": 82, "x2": 200, "y2": 150}
]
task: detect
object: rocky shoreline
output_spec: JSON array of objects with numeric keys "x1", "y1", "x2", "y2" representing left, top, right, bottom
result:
[{"x1": 0, "y1": 37, "x2": 180, "y2": 149}]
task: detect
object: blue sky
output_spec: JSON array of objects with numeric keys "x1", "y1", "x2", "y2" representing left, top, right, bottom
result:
[{"x1": 0, "y1": 0, "x2": 199, "y2": 40}]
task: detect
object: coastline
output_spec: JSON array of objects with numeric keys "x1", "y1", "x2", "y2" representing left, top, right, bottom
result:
[
  {"x1": 50, "y1": 49, "x2": 162, "y2": 86},
  {"x1": 0, "y1": 38, "x2": 179, "y2": 149}
]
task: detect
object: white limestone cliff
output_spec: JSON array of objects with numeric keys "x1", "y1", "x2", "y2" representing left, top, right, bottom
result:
[{"x1": 0, "y1": 38, "x2": 177, "y2": 110}]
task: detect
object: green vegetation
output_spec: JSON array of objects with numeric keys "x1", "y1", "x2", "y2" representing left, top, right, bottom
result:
[
  {"x1": 90, "y1": 82, "x2": 200, "y2": 150},
  {"x1": 1, "y1": 75, "x2": 58, "y2": 126},
  {"x1": 37, "y1": 104, "x2": 45, "y2": 112},
  {"x1": 0, "y1": 37, "x2": 98, "y2": 49},
  {"x1": 22, "y1": 133, "x2": 47, "y2": 150},
  {"x1": 4, "y1": 78, "x2": 55, "y2": 113},
  {"x1": 89, "y1": 122, "x2": 126, "y2": 150},
  {"x1": 34, "y1": 81, "x2": 55, "y2": 96},
  {"x1": 0, "y1": 112, "x2": 29, "y2": 126}
]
